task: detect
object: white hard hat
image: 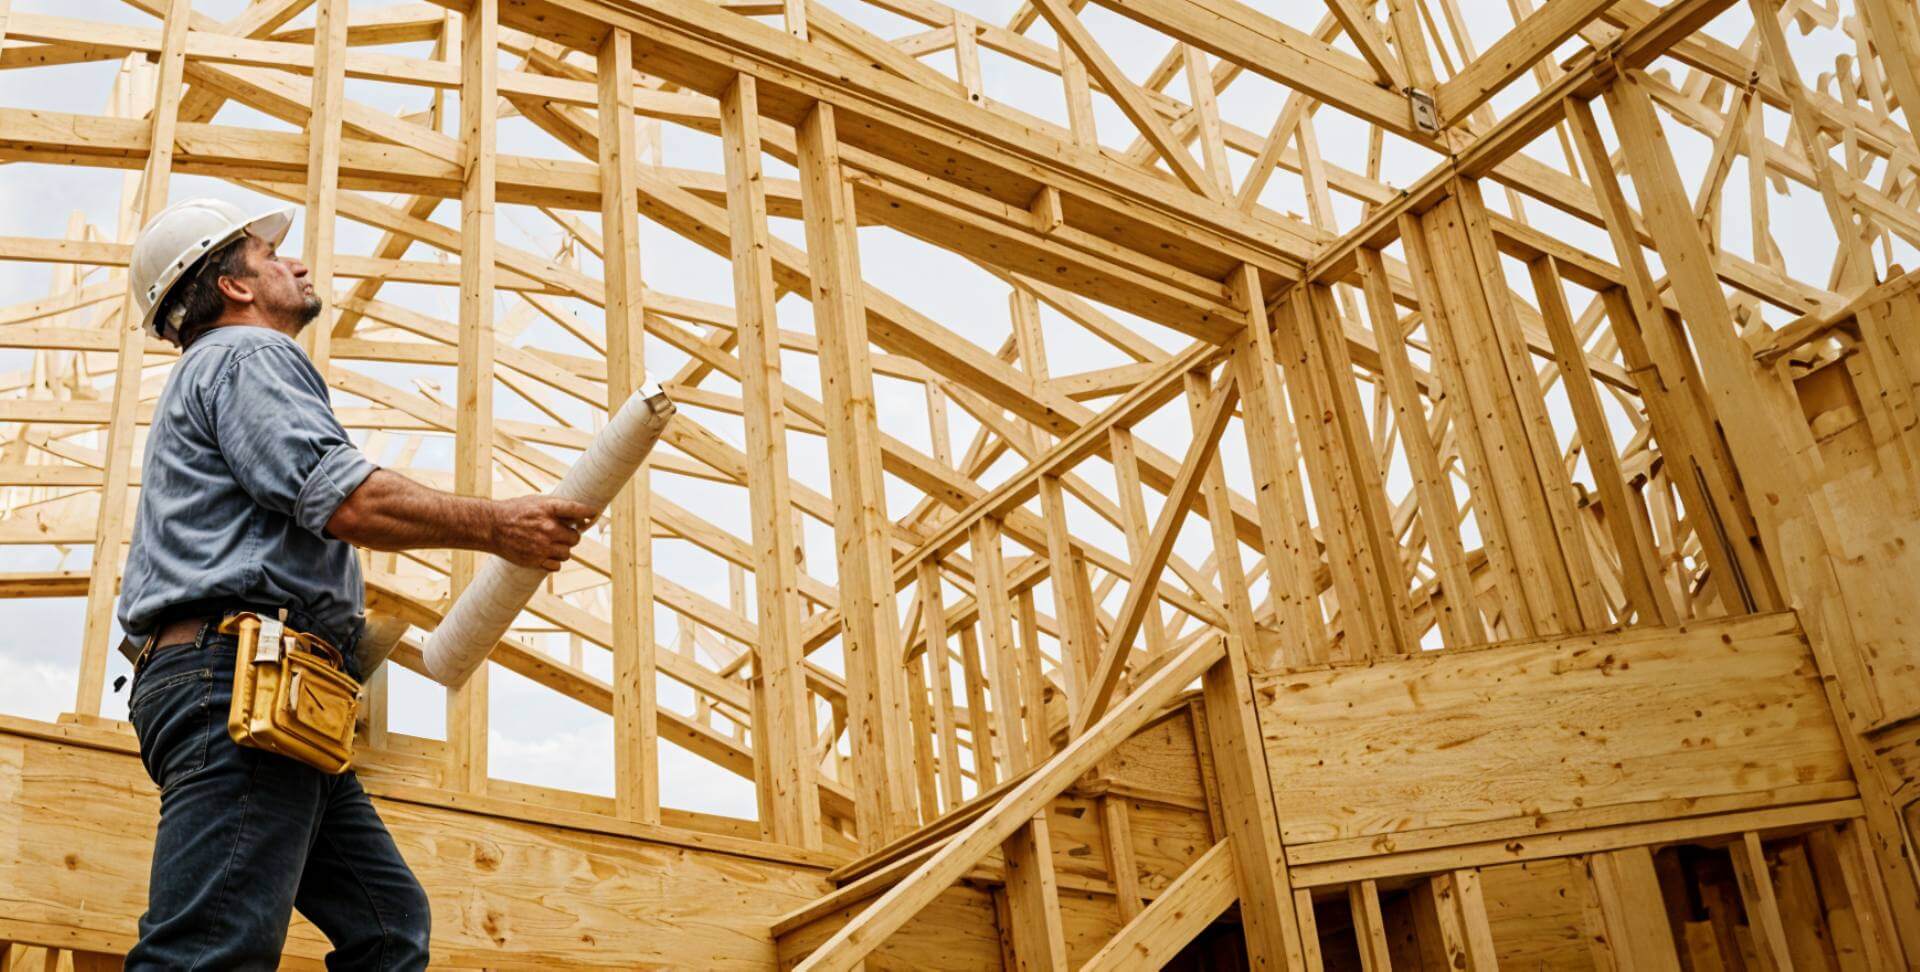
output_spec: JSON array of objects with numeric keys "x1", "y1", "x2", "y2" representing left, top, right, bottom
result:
[{"x1": 130, "y1": 199, "x2": 295, "y2": 337}]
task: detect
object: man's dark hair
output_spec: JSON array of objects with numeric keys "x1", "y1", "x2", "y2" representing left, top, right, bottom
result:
[{"x1": 156, "y1": 235, "x2": 253, "y2": 348}]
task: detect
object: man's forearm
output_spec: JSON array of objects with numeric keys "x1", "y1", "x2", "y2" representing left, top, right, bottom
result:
[{"x1": 328, "y1": 469, "x2": 495, "y2": 552}]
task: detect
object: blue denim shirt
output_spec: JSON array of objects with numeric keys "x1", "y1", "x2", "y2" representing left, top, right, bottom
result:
[{"x1": 117, "y1": 325, "x2": 377, "y2": 653}]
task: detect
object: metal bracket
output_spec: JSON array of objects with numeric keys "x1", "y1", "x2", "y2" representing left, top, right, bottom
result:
[{"x1": 1408, "y1": 88, "x2": 1440, "y2": 135}]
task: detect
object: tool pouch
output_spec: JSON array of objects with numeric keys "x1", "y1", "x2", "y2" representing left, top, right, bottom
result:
[{"x1": 223, "y1": 612, "x2": 360, "y2": 775}]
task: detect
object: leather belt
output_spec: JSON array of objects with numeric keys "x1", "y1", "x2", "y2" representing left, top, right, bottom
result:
[
  {"x1": 152, "y1": 616, "x2": 214, "y2": 651},
  {"x1": 138, "y1": 609, "x2": 348, "y2": 674},
  {"x1": 136, "y1": 602, "x2": 356, "y2": 677},
  {"x1": 132, "y1": 616, "x2": 220, "y2": 675}
]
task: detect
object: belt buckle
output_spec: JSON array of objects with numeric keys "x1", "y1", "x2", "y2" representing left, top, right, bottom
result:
[
  {"x1": 133, "y1": 618, "x2": 194, "y2": 675},
  {"x1": 132, "y1": 638, "x2": 160, "y2": 675}
]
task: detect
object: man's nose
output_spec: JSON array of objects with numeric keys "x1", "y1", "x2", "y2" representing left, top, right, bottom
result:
[{"x1": 288, "y1": 259, "x2": 310, "y2": 278}]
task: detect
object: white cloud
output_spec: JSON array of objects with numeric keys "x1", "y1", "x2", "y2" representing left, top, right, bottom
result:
[
  {"x1": 486, "y1": 722, "x2": 761, "y2": 820},
  {"x1": 0, "y1": 654, "x2": 78, "y2": 724},
  {"x1": 658, "y1": 740, "x2": 761, "y2": 819},
  {"x1": 487, "y1": 722, "x2": 614, "y2": 797}
]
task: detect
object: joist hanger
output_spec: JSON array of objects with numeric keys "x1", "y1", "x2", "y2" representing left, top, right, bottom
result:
[{"x1": 1408, "y1": 87, "x2": 1440, "y2": 135}]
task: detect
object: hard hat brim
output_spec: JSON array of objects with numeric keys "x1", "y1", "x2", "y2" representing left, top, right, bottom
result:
[
  {"x1": 245, "y1": 207, "x2": 295, "y2": 249},
  {"x1": 138, "y1": 203, "x2": 298, "y2": 337}
]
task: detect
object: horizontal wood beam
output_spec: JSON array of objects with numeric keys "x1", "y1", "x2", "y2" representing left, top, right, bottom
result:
[
  {"x1": 442, "y1": 0, "x2": 1320, "y2": 292},
  {"x1": 1079, "y1": 0, "x2": 1418, "y2": 141}
]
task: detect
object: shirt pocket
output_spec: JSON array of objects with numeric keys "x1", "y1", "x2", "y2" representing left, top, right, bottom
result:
[{"x1": 129, "y1": 669, "x2": 216, "y2": 789}]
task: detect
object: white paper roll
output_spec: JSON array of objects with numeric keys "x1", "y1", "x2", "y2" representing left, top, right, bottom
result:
[
  {"x1": 352, "y1": 610, "x2": 412, "y2": 681},
  {"x1": 423, "y1": 381, "x2": 677, "y2": 686}
]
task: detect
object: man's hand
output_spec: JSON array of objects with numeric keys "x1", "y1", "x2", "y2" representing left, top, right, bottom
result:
[
  {"x1": 489, "y1": 496, "x2": 598, "y2": 571},
  {"x1": 329, "y1": 469, "x2": 600, "y2": 566}
]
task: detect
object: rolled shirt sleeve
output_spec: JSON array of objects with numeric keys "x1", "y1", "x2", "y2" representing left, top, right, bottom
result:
[{"x1": 209, "y1": 342, "x2": 378, "y2": 538}]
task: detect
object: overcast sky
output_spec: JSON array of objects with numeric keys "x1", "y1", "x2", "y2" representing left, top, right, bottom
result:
[{"x1": 0, "y1": 0, "x2": 1903, "y2": 821}]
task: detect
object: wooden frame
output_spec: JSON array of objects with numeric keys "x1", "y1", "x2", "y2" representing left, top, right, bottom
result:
[{"x1": 0, "y1": 0, "x2": 1917, "y2": 965}]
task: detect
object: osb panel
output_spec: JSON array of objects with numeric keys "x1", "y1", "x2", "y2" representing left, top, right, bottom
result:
[
  {"x1": 354, "y1": 733, "x2": 448, "y2": 790},
  {"x1": 0, "y1": 736, "x2": 21, "y2": 828},
  {"x1": 1816, "y1": 460, "x2": 1920, "y2": 728},
  {"x1": 1797, "y1": 283, "x2": 1920, "y2": 730},
  {"x1": 1101, "y1": 707, "x2": 1205, "y2": 806},
  {"x1": 0, "y1": 731, "x2": 828, "y2": 969},
  {"x1": 1256, "y1": 613, "x2": 1852, "y2": 844},
  {"x1": 2, "y1": 741, "x2": 156, "y2": 937},
  {"x1": 1058, "y1": 887, "x2": 1124, "y2": 968},
  {"x1": 1043, "y1": 799, "x2": 1110, "y2": 885},
  {"x1": 1480, "y1": 858, "x2": 1593, "y2": 970},
  {"x1": 1126, "y1": 800, "x2": 1212, "y2": 895},
  {"x1": 775, "y1": 884, "x2": 1002, "y2": 971},
  {"x1": 1875, "y1": 715, "x2": 1920, "y2": 795}
]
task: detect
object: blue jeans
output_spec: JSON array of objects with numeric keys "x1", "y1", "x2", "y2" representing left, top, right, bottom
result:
[{"x1": 125, "y1": 630, "x2": 431, "y2": 971}]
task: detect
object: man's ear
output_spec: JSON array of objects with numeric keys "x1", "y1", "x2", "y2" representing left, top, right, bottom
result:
[{"x1": 215, "y1": 271, "x2": 255, "y2": 306}]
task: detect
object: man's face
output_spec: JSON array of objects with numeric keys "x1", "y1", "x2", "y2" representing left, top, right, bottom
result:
[{"x1": 234, "y1": 233, "x2": 321, "y2": 330}]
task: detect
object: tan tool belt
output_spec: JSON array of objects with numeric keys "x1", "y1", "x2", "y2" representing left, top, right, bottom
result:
[{"x1": 221, "y1": 611, "x2": 361, "y2": 775}]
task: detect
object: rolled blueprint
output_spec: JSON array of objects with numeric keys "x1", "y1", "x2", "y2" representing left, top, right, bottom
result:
[
  {"x1": 351, "y1": 609, "x2": 412, "y2": 682},
  {"x1": 423, "y1": 377, "x2": 677, "y2": 686}
]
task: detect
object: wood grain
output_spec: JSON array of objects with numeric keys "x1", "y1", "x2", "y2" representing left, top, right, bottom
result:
[
  {"x1": 0, "y1": 732, "x2": 828, "y2": 968},
  {"x1": 1258, "y1": 614, "x2": 1851, "y2": 844}
]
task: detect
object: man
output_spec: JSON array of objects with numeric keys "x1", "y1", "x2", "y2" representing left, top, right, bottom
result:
[{"x1": 117, "y1": 198, "x2": 597, "y2": 969}]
